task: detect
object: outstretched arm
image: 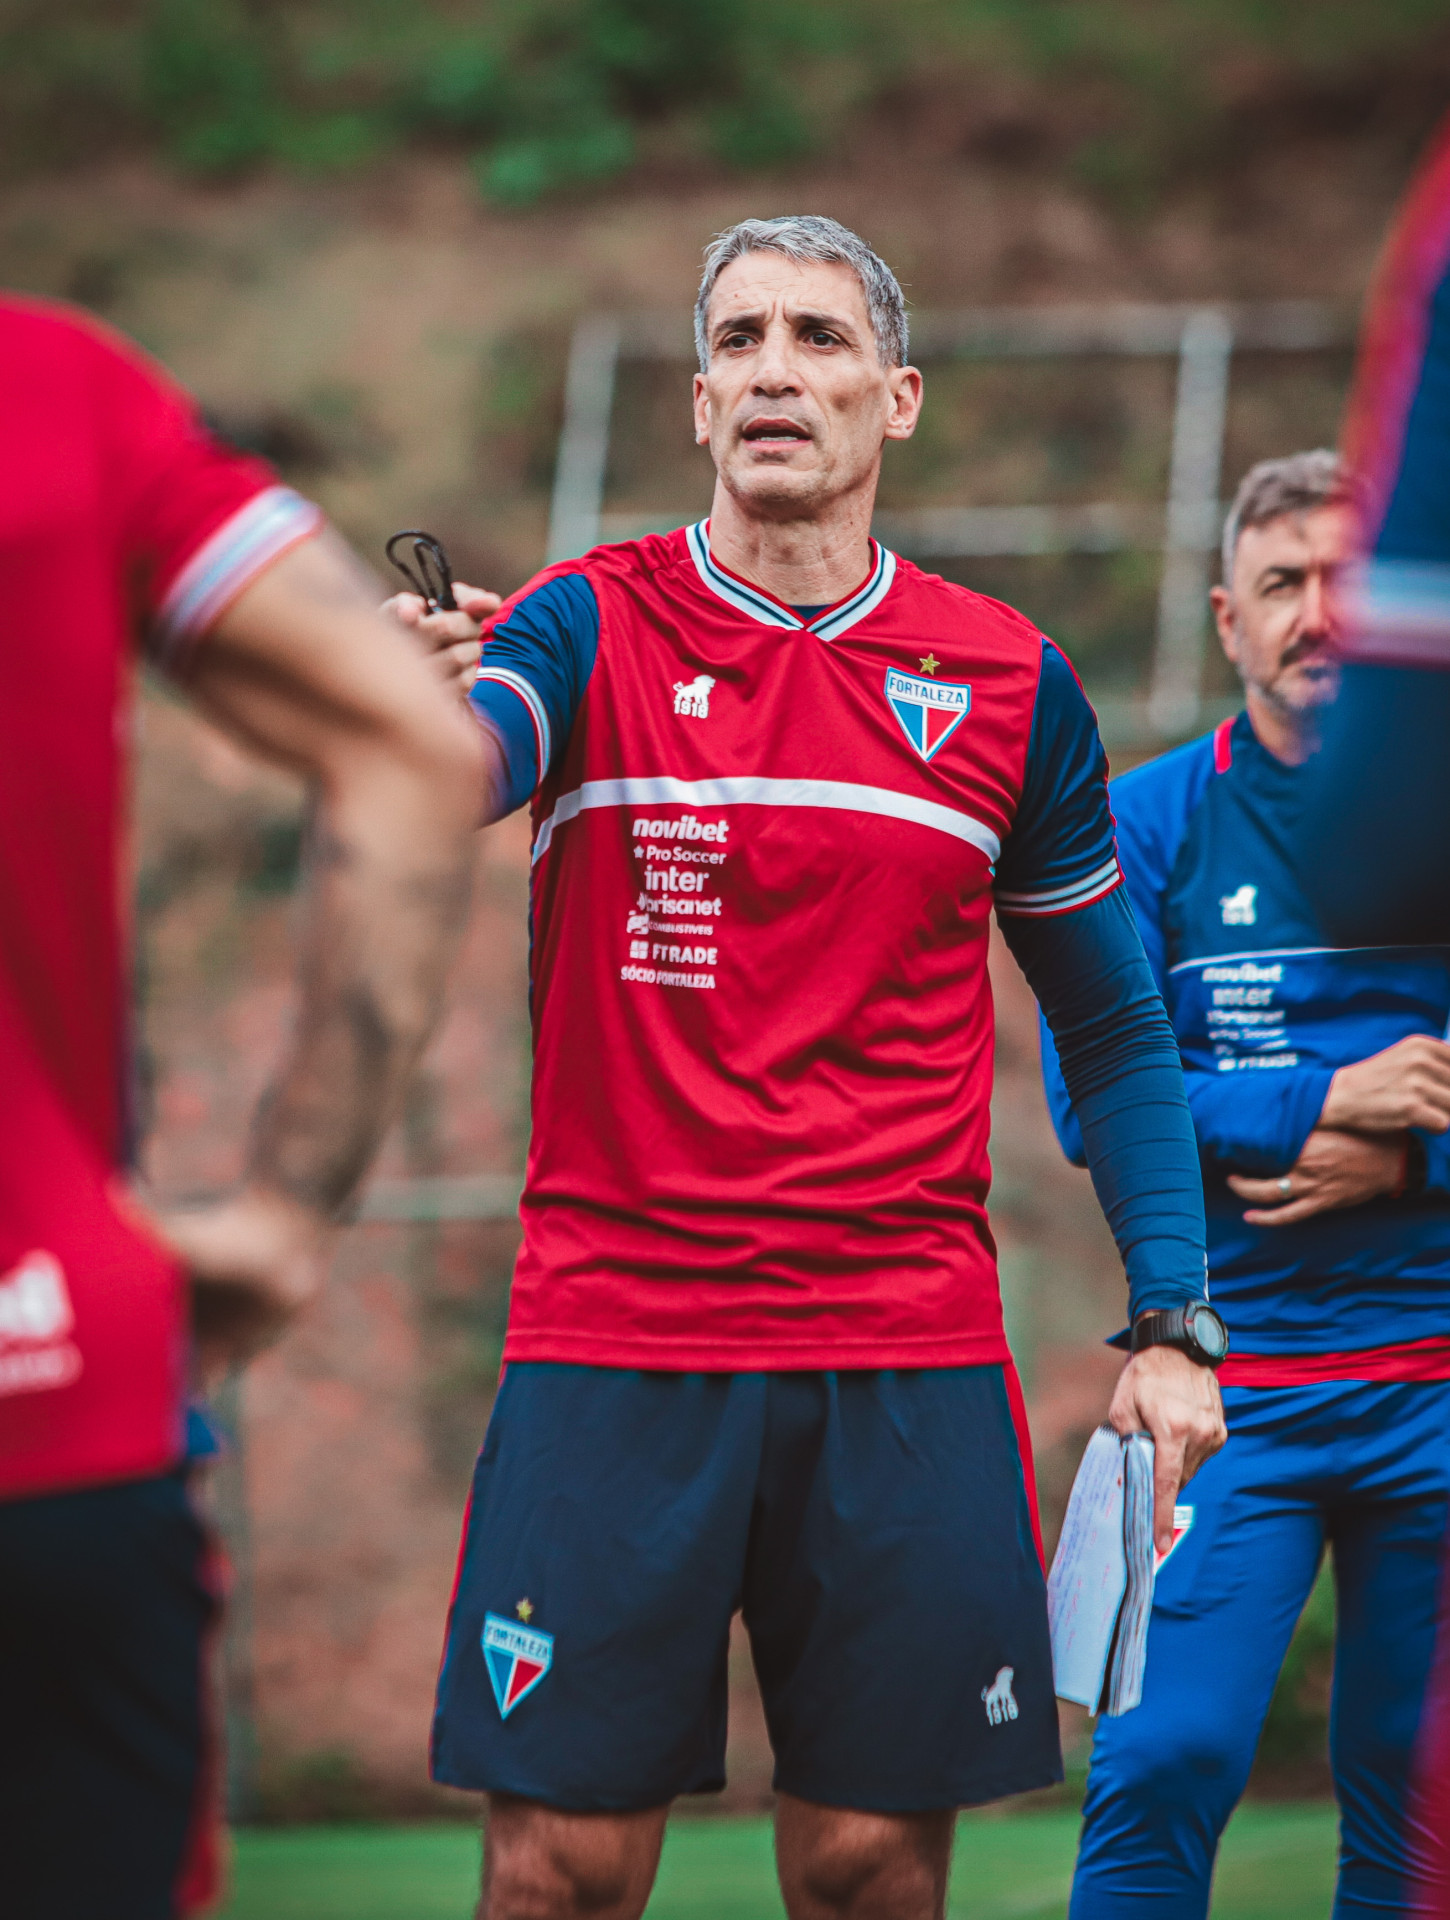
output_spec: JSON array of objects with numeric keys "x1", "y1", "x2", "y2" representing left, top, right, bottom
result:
[
  {"x1": 382, "y1": 581, "x2": 500, "y2": 699},
  {"x1": 154, "y1": 531, "x2": 484, "y2": 1368}
]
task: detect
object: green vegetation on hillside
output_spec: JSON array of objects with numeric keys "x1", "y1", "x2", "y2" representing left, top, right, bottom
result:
[{"x1": 3, "y1": 1, "x2": 1449, "y2": 205}]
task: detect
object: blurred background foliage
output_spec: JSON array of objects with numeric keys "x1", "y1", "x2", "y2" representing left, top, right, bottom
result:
[
  {"x1": 1253, "y1": 1564, "x2": 1336, "y2": 1795},
  {"x1": 4, "y1": 0, "x2": 1450, "y2": 207}
]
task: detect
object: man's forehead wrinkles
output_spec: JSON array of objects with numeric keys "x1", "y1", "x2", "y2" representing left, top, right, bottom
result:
[{"x1": 710, "y1": 295, "x2": 862, "y2": 334}]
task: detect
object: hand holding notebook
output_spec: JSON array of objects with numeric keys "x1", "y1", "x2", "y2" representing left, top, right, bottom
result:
[{"x1": 1046, "y1": 1425, "x2": 1156, "y2": 1716}]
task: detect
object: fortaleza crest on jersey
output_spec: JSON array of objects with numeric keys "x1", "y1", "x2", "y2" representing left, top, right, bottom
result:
[
  {"x1": 884, "y1": 669, "x2": 971, "y2": 762},
  {"x1": 482, "y1": 1613, "x2": 554, "y2": 1718}
]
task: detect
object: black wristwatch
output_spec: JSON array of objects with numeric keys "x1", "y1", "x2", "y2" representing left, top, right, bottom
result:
[{"x1": 1131, "y1": 1302, "x2": 1230, "y2": 1369}]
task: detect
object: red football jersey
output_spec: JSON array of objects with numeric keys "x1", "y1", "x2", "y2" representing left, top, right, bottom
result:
[
  {"x1": 0, "y1": 297, "x2": 321, "y2": 1497},
  {"x1": 473, "y1": 523, "x2": 1121, "y2": 1371}
]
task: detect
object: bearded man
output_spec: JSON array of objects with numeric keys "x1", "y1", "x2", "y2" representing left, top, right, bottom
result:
[{"x1": 1043, "y1": 452, "x2": 1450, "y2": 1920}]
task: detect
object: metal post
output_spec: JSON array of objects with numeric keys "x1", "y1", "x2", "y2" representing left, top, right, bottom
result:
[
  {"x1": 548, "y1": 302, "x2": 1347, "y2": 742},
  {"x1": 547, "y1": 316, "x2": 621, "y2": 564},
  {"x1": 1149, "y1": 308, "x2": 1234, "y2": 738}
]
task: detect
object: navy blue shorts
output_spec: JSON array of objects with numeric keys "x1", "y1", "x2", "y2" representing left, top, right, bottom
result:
[
  {"x1": 431, "y1": 1363, "x2": 1060, "y2": 1812},
  {"x1": 0, "y1": 1471, "x2": 220, "y2": 1920}
]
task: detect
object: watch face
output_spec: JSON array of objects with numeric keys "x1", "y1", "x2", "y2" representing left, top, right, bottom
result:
[{"x1": 1188, "y1": 1305, "x2": 1228, "y2": 1360}]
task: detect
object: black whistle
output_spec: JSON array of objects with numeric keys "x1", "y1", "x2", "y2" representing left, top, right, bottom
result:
[{"x1": 385, "y1": 529, "x2": 458, "y2": 612}]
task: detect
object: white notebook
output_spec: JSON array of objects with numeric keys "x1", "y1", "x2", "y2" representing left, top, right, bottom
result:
[{"x1": 1046, "y1": 1425, "x2": 1156, "y2": 1716}]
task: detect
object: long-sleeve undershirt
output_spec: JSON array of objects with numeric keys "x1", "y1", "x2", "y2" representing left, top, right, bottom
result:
[{"x1": 1004, "y1": 887, "x2": 1207, "y2": 1324}]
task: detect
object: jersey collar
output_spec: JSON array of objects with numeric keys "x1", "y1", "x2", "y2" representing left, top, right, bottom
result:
[{"x1": 685, "y1": 520, "x2": 897, "y2": 642}]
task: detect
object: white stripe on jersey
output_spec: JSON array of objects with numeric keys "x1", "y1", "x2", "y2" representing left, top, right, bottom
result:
[
  {"x1": 153, "y1": 486, "x2": 323, "y2": 660},
  {"x1": 475, "y1": 667, "x2": 552, "y2": 783},
  {"x1": 686, "y1": 521, "x2": 898, "y2": 642},
  {"x1": 996, "y1": 854, "x2": 1122, "y2": 916},
  {"x1": 532, "y1": 774, "x2": 1001, "y2": 865},
  {"x1": 1168, "y1": 942, "x2": 1377, "y2": 975}
]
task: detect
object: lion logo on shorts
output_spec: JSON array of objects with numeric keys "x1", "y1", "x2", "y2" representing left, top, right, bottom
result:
[{"x1": 981, "y1": 1666, "x2": 1019, "y2": 1726}]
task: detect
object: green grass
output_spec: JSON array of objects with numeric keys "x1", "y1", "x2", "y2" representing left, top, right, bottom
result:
[{"x1": 219, "y1": 1804, "x2": 1338, "y2": 1920}]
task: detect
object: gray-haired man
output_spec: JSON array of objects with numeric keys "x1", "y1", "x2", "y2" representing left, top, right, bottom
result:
[
  {"x1": 1040, "y1": 451, "x2": 1450, "y2": 1918},
  {"x1": 431, "y1": 217, "x2": 1223, "y2": 1920}
]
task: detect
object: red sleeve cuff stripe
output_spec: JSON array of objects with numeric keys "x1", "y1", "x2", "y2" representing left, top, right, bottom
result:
[
  {"x1": 995, "y1": 856, "x2": 1123, "y2": 916},
  {"x1": 152, "y1": 486, "x2": 323, "y2": 662}
]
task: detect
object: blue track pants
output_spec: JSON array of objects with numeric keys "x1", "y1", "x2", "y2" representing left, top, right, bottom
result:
[{"x1": 1070, "y1": 1380, "x2": 1450, "y2": 1920}]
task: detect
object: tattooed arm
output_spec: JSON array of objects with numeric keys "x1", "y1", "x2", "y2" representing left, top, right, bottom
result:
[{"x1": 152, "y1": 530, "x2": 484, "y2": 1369}]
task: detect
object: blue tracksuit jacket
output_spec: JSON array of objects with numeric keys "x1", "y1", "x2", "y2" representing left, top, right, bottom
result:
[
  {"x1": 1040, "y1": 709, "x2": 1450, "y2": 1355},
  {"x1": 1045, "y1": 711, "x2": 1450, "y2": 1920}
]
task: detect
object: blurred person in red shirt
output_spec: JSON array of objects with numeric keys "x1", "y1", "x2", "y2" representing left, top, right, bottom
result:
[
  {"x1": 0, "y1": 294, "x2": 485, "y2": 1920},
  {"x1": 1293, "y1": 114, "x2": 1450, "y2": 1920},
  {"x1": 1301, "y1": 117, "x2": 1450, "y2": 947}
]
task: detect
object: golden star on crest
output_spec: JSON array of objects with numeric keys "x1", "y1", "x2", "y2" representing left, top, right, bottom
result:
[
  {"x1": 919, "y1": 653, "x2": 940, "y2": 675},
  {"x1": 516, "y1": 1598, "x2": 534, "y2": 1623}
]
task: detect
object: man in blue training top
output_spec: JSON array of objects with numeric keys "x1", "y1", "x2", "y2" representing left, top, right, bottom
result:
[{"x1": 1041, "y1": 450, "x2": 1450, "y2": 1920}]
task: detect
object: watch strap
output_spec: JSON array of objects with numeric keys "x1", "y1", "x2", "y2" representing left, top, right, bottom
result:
[{"x1": 1131, "y1": 1303, "x2": 1226, "y2": 1367}]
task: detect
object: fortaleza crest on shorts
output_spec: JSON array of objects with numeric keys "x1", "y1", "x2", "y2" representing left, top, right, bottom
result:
[
  {"x1": 884, "y1": 669, "x2": 971, "y2": 762},
  {"x1": 482, "y1": 1612, "x2": 554, "y2": 1718}
]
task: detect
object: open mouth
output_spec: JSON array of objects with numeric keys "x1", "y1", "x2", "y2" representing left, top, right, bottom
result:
[{"x1": 741, "y1": 418, "x2": 812, "y2": 445}]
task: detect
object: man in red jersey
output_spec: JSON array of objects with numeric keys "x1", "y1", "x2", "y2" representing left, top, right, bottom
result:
[
  {"x1": 0, "y1": 294, "x2": 484, "y2": 1919},
  {"x1": 430, "y1": 216, "x2": 1226, "y2": 1920}
]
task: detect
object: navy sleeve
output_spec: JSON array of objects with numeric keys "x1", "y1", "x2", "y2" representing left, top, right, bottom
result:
[
  {"x1": 1041, "y1": 736, "x2": 1335, "y2": 1179},
  {"x1": 468, "y1": 570, "x2": 600, "y2": 815},
  {"x1": 994, "y1": 639, "x2": 1121, "y2": 918},
  {"x1": 1003, "y1": 888, "x2": 1208, "y2": 1322},
  {"x1": 1039, "y1": 1020, "x2": 1086, "y2": 1167},
  {"x1": 1183, "y1": 1067, "x2": 1336, "y2": 1177},
  {"x1": 1122, "y1": 742, "x2": 1334, "y2": 1176},
  {"x1": 1035, "y1": 749, "x2": 1186, "y2": 1171},
  {"x1": 1101, "y1": 754, "x2": 1192, "y2": 994},
  {"x1": 1029, "y1": 656, "x2": 1175, "y2": 1167}
]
